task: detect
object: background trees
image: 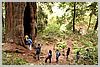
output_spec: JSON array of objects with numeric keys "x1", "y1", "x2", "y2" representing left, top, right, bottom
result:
[{"x1": 37, "y1": 2, "x2": 98, "y2": 35}]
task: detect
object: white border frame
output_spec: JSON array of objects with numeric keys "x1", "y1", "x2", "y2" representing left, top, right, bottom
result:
[{"x1": 0, "y1": 0, "x2": 99, "y2": 67}]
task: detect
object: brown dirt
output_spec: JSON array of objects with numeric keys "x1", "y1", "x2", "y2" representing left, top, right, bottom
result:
[{"x1": 2, "y1": 39, "x2": 75, "y2": 65}]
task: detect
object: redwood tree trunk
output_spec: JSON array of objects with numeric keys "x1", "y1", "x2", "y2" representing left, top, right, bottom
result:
[
  {"x1": 5, "y1": 2, "x2": 14, "y2": 42},
  {"x1": 5, "y1": 2, "x2": 37, "y2": 45},
  {"x1": 30, "y1": 2, "x2": 37, "y2": 43}
]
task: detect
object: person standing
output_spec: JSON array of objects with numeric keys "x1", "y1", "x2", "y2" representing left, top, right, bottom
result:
[
  {"x1": 27, "y1": 38, "x2": 32, "y2": 50},
  {"x1": 56, "y1": 49, "x2": 61, "y2": 63},
  {"x1": 45, "y1": 50, "x2": 52, "y2": 63},
  {"x1": 35, "y1": 44, "x2": 41, "y2": 60},
  {"x1": 66, "y1": 47, "x2": 70, "y2": 60},
  {"x1": 76, "y1": 51, "x2": 80, "y2": 63}
]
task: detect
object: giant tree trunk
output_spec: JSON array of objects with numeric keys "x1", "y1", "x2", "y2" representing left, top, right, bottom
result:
[
  {"x1": 4, "y1": 2, "x2": 37, "y2": 45},
  {"x1": 30, "y1": 2, "x2": 37, "y2": 42},
  {"x1": 5, "y1": 2, "x2": 14, "y2": 42}
]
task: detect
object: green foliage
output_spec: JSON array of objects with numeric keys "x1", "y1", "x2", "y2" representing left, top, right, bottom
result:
[
  {"x1": 66, "y1": 22, "x2": 72, "y2": 30},
  {"x1": 14, "y1": 58, "x2": 28, "y2": 65},
  {"x1": 37, "y1": 2, "x2": 98, "y2": 65},
  {"x1": 2, "y1": 52, "x2": 11, "y2": 65},
  {"x1": 37, "y1": 3, "x2": 48, "y2": 32},
  {"x1": 56, "y1": 41, "x2": 66, "y2": 50},
  {"x1": 72, "y1": 31, "x2": 97, "y2": 65},
  {"x1": 73, "y1": 41, "x2": 79, "y2": 48},
  {"x1": 2, "y1": 51, "x2": 28, "y2": 65},
  {"x1": 81, "y1": 40, "x2": 93, "y2": 47},
  {"x1": 80, "y1": 46, "x2": 98, "y2": 65},
  {"x1": 43, "y1": 23, "x2": 60, "y2": 36},
  {"x1": 37, "y1": 2, "x2": 98, "y2": 35}
]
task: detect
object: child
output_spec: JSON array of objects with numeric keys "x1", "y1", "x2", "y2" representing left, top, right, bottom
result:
[
  {"x1": 45, "y1": 50, "x2": 52, "y2": 63},
  {"x1": 56, "y1": 49, "x2": 61, "y2": 63},
  {"x1": 27, "y1": 38, "x2": 32, "y2": 50},
  {"x1": 25, "y1": 34, "x2": 29, "y2": 45},
  {"x1": 35, "y1": 44, "x2": 41, "y2": 60},
  {"x1": 66, "y1": 47, "x2": 70, "y2": 60}
]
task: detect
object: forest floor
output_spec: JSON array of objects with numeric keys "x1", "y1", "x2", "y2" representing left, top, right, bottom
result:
[
  {"x1": 2, "y1": 38, "x2": 75, "y2": 65},
  {"x1": 2, "y1": 32, "x2": 98, "y2": 65}
]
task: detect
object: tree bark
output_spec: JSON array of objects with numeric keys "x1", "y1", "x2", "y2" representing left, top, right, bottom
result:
[
  {"x1": 5, "y1": 2, "x2": 14, "y2": 42},
  {"x1": 30, "y1": 2, "x2": 37, "y2": 43},
  {"x1": 4, "y1": 2, "x2": 37, "y2": 46}
]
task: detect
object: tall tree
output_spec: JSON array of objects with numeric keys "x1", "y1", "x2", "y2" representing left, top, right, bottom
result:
[
  {"x1": 87, "y1": 12, "x2": 92, "y2": 31},
  {"x1": 4, "y1": 2, "x2": 37, "y2": 45},
  {"x1": 87, "y1": 2, "x2": 97, "y2": 31},
  {"x1": 73, "y1": 2, "x2": 76, "y2": 33},
  {"x1": 94, "y1": 16, "x2": 98, "y2": 31}
]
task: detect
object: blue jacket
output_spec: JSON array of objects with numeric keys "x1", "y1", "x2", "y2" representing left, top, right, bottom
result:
[
  {"x1": 27, "y1": 39, "x2": 32, "y2": 45},
  {"x1": 56, "y1": 51, "x2": 60, "y2": 58}
]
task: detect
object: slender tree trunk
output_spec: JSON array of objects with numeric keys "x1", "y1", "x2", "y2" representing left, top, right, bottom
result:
[
  {"x1": 94, "y1": 17, "x2": 98, "y2": 31},
  {"x1": 87, "y1": 13, "x2": 92, "y2": 31},
  {"x1": 73, "y1": 2, "x2": 76, "y2": 33}
]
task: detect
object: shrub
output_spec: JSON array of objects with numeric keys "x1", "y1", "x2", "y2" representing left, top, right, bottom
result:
[
  {"x1": 2, "y1": 51, "x2": 28, "y2": 65},
  {"x1": 43, "y1": 23, "x2": 60, "y2": 36}
]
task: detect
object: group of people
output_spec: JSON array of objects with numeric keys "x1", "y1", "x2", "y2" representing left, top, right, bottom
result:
[
  {"x1": 44, "y1": 47, "x2": 71, "y2": 63},
  {"x1": 24, "y1": 34, "x2": 72, "y2": 63},
  {"x1": 24, "y1": 34, "x2": 41, "y2": 60},
  {"x1": 45, "y1": 49, "x2": 61, "y2": 63},
  {"x1": 35, "y1": 46, "x2": 71, "y2": 64},
  {"x1": 25, "y1": 35, "x2": 70, "y2": 63},
  {"x1": 41, "y1": 47, "x2": 90, "y2": 64},
  {"x1": 24, "y1": 34, "x2": 91, "y2": 64}
]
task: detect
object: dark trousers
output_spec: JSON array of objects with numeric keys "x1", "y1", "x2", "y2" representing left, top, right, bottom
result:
[
  {"x1": 56, "y1": 57, "x2": 59, "y2": 63},
  {"x1": 66, "y1": 55, "x2": 69, "y2": 60},
  {"x1": 35, "y1": 53, "x2": 40, "y2": 60},
  {"x1": 76, "y1": 55, "x2": 79, "y2": 63},
  {"x1": 45, "y1": 56, "x2": 51, "y2": 63}
]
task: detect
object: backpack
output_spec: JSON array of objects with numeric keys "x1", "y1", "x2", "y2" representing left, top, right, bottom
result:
[
  {"x1": 48, "y1": 53, "x2": 52, "y2": 58},
  {"x1": 56, "y1": 52, "x2": 60, "y2": 57},
  {"x1": 59, "y1": 52, "x2": 61, "y2": 56}
]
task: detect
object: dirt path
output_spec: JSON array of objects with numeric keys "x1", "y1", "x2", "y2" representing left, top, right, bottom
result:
[
  {"x1": 39, "y1": 40, "x2": 75, "y2": 65},
  {"x1": 2, "y1": 39, "x2": 75, "y2": 65}
]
